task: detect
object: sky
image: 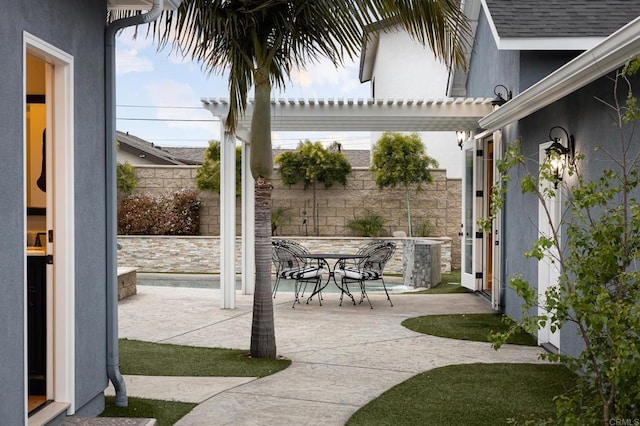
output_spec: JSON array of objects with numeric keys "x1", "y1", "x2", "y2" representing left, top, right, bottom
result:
[{"x1": 115, "y1": 26, "x2": 373, "y2": 150}]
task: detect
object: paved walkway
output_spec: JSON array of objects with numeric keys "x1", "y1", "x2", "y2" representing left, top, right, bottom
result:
[{"x1": 102, "y1": 283, "x2": 546, "y2": 425}]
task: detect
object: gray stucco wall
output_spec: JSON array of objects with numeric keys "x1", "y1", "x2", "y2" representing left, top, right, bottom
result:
[
  {"x1": 466, "y1": 8, "x2": 519, "y2": 99},
  {"x1": 500, "y1": 69, "x2": 640, "y2": 358},
  {"x1": 0, "y1": 0, "x2": 108, "y2": 422},
  {"x1": 0, "y1": 4, "x2": 29, "y2": 423}
]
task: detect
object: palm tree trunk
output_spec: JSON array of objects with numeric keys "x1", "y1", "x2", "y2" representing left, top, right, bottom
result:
[
  {"x1": 250, "y1": 176, "x2": 276, "y2": 358},
  {"x1": 249, "y1": 66, "x2": 276, "y2": 359}
]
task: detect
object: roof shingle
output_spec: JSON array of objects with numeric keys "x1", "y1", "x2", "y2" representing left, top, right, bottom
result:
[{"x1": 484, "y1": 0, "x2": 639, "y2": 38}]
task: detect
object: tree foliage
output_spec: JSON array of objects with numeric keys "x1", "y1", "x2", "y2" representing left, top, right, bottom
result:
[
  {"x1": 195, "y1": 140, "x2": 242, "y2": 196},
  {"x1": 116, "y1": 161, "x2": 137, "y2": 195},
  {"x1": 371, "y1": 132, "x2": 438, "y2": 237},
  {"x1": 487, "y1": 58, "x2": 640, "y2": 425},
  {"x1": 276, "y1": 140, "x2": 351, "y2": 235}
]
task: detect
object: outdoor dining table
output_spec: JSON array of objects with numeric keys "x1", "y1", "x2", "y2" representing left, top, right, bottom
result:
[{"x1": 299, "y1": 253, "x2": 366, "y2": 306}]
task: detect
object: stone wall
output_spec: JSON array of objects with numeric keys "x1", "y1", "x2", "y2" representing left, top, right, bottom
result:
[
  {"x1": 116, "y1": 267, "x2": 137, "y2": 300},
  {"x1": 130, "y1": 165, "x2": 461, "y2": 267},
  {"x1": 117, "y1": 236, "x2": 452, "y2": 275}
]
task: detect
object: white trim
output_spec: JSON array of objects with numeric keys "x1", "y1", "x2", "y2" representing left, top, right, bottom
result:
[
  {"x1": 480, "y1": 0, "x2": 501, "y2": 52},
  {"x1": 24, "y1": 32, "x2": 76, "y2": 414},
  {"x1": 496, "y1": 37, "x2": 602, "y2": 51},
  {"x1": 479, "y1": 16, "x2": 640, "y2": 132}
]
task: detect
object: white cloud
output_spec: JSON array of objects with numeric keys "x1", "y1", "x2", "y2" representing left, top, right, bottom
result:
[
  {"x1": 287, "y1": 58, "x2": 367, "y2": 99},
  {"x1": 116, "y1": 48, "x2": 154, "y2": 75}
]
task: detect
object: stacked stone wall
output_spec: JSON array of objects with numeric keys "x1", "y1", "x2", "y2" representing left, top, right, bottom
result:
[
  {"x1": 131, "y1": 165, "x2": 461, "y2": 267},
  {"x1": 117, "y1": 236, "x2": 452, "y2": 275}
]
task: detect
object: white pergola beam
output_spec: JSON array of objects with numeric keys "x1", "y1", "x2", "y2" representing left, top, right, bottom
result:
[{"x1": 203, "y1": 97, "x2": 492, "y2": 132}]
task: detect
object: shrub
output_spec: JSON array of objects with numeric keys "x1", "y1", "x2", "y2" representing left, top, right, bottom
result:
[
  {"x1": 271, "y1": 205, "x2": 291, "y2": 236},
  {"x1": 415, "y1": 219, "x2": 433, "y2": 237},
  {"x1": 118, "y1": 189, "x2": 201, "y2": 235},
  {"x1": 345, "y1": 209, "x2": 387, "y2": 237},
  {"x1": 116, "y1": 161, "x2": 137, "y2": 195}
]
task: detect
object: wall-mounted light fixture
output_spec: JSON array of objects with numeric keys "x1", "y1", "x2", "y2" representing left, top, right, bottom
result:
[
  {"x1": 491, "y1": 84, "x2": 512, "y2": 110},
  {"x1": 456, "y1": 130, "x2": 472, "y2": 150},
  {"x1": 545, "y1": 125, "x2": 575, "y2": 188}
]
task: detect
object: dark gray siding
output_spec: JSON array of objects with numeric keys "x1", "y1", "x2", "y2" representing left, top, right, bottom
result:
[
  {"x1": 519, "y1": 51, "x2": 582, "y2": 92},
  {"x1": 466, "y1": 7, "x2": 519, "y2": 99},
  {"x1": 0, "y1": 0, "x2": 108, "y2": 421},
  {"x1": 500, "y1": 68, "x2": 640, "y2": 358}
]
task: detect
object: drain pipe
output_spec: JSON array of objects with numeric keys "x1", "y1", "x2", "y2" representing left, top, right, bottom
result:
[{"x1": 105, "y1": 0, "x2": 165, "y2": 406}]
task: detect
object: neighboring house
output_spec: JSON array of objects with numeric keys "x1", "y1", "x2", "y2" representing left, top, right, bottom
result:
[
  {"x1": 117, "y1": 130, "x2": 201, "y2": 165},
  {"x1": 1, "y1": 1, "x2": 182, "y2": 424},
  {"x1": 359, "y1": 20, "x2": 463, "y2": 177},
  {"x1": 116, "y1": 130, "x2": 373, "y2": 168},
  {"x1": 453, "y1": 0, "x2": 640, "y2": 356}
]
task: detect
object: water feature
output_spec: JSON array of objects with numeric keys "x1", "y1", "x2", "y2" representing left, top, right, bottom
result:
[{"x1": 137, "y1": 273, "x2": 414, "y2": 293}]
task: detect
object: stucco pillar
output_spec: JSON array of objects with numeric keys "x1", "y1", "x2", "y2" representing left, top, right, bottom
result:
[
  {"x1": 241, "y1": 138, "x2": 255, "y2": 294},
  {"x1": 220, "y1": 124, "x2": 236, "y2": 309}
]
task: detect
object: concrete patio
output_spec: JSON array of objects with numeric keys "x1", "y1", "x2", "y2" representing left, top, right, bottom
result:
[{"x1": 101, "y1": 282, "x2": 547, "y2": 425}]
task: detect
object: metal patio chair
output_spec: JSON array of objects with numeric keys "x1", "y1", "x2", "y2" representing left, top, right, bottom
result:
[
  {"x1": 335, "y1": 241, "x2": 396, "y2": 308},
  {"x1": 271, "y1": 241, "x2": 324, "y2": 308}
]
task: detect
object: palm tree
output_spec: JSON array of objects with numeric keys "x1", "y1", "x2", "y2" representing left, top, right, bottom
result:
[{"x1": 113, "y1": 0, "x2": 469, "y2": 359}]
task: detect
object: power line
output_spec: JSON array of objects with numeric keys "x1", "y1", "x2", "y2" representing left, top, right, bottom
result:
[
  {"x1": 117, "y1": 104, "x2": 207, "y2": 109},
  {"x1": 117, "y1": 118, "x2": 216, "y2": 122}
]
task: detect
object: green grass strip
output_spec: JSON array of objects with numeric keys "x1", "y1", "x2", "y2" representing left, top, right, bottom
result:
[
  {"x1": 347, "y1": 363, "x2": 576, "y2": 426},
  {"x1": 410, "y1": 283, "x2": 473, "y2": 294},
  {"x1": 402, "y1": 313, "x2": 537, "y2": 346},
  {"x1": 119, "y1": 339, "x2": 291, "y2": 377},
  {"x1": 101, "y1": 396, "x2": 196, "y2": 426}
]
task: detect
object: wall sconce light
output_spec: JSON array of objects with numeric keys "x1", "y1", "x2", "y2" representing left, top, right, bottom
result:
[
  {"x1": 456, "y1": 130, "x2": 472, "y2": 150},
  {"x1": 545, "y1": 125, "x2": 575, "y2": 188},
  {"x1": 491, "y1": 84, "x2": 512, "y2": 110}
]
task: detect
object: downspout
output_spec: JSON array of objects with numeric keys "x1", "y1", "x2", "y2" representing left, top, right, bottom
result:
[{"x1": 105, "y1": 0, "x2": 165, "y2": 407}]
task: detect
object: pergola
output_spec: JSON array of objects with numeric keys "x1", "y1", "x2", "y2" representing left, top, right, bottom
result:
[{"x1": 202, "y1": 96, "x2": 493, "y2": 308}]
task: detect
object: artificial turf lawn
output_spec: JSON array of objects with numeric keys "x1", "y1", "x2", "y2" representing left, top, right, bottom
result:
[
  {"x1": 346, "y1": 363, "x2": 576, "y2": 426},
  {"x1": 101, "y1": 396, "x2": 196, "y2": 426},
  {"x1": 101, "y1": 340, "x2": 291, "y2": 424},
  {"x1": 119, "y1": 339, "x2": 291, "y2": 377},
  {"x1": 402, "y1": 313, "x2": 538, "y2": 346}
]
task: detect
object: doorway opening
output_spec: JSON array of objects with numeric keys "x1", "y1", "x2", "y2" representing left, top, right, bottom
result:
[
  {"x1": 24, "y1": 32, "x2": 76, "y2": 418},
  {"x1": 25, "y1": 53, "x2": 49, "y2": 414}
]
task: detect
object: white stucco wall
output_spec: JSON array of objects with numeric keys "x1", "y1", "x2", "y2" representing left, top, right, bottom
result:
[
  {"x1": 367, "y1": 28, "x2": 462, "y2": 178},
  {"x1": 372, "y1": 29, "x2": 449, "y2": 98}
]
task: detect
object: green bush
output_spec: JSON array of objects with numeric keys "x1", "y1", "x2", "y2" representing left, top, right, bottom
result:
[
  {"x1": 118, "y1": 189, "x2": 201, "y2": 235},
  {"x1": 415, "y1": 219, "x2": 433, "y2": 237},
  {"x1": 345, "y1": 209, "x2": 387, "y2": 237},
  {"x1": 116, "y1": 161, "x2": 137, "y2": 195},
  {"x1": 271, "y1": 205, "x2": 291, "y2": 236}
]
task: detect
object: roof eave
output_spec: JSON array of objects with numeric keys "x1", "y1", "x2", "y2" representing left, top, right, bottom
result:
[{"x1": 479, "y1": 16, "x2": 640, "y2": 132}]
